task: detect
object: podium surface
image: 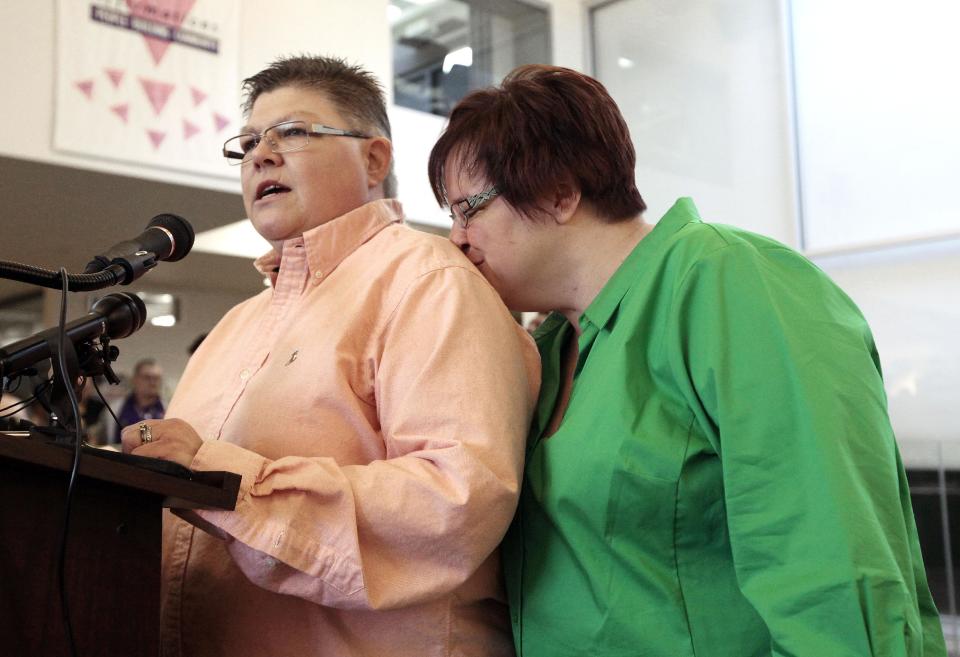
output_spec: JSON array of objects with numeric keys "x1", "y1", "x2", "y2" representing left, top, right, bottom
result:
[{"x1": 0, "y1": 431, "x2": 239, "y2": 657}]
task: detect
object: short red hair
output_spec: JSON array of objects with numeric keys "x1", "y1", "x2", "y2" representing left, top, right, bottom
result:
[{"x1": 428, "y1": 65, "x2": 645, "y2": 222}]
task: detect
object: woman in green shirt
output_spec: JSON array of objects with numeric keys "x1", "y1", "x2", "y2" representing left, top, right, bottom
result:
[{"x1": 428, "y1": 65, "x2": 945, "y2": 657}]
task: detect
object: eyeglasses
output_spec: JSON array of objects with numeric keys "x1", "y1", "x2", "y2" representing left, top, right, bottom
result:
[
  {"x1": 449, "y1": 186, "x2": 500, "y2": 229},
  {"x1": 222, "y1": 120, "x2": 370, "y2": 165}
]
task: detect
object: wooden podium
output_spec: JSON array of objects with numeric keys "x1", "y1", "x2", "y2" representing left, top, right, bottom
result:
[{"x1": 0, "y1": 431, "x2": 240, "y2": 657}]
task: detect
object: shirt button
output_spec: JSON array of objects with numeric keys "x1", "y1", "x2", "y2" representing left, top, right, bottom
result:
[
  {"x1": 239, "y1": 369, "x2": 250, "y2": 381},
  {"x1": 313, "y1": 271, "x2": 323, "y2": 281}
]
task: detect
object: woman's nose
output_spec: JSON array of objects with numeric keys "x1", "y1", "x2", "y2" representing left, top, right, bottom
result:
[
  {"x1": 449, "y1": 222, "x2": 469, "y2": 251},
  {"x1": 248, "y1": 138, "x2": 282, "y2": 167}
]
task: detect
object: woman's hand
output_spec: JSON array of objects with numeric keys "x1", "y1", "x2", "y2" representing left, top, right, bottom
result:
[{"x1": 120, "y1": 417, "x2": 203, "y2": 468}]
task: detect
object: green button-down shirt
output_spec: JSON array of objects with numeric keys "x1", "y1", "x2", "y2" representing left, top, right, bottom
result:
[{"x1": 503, "y1": 198, "x2": 945, "y2": 656}]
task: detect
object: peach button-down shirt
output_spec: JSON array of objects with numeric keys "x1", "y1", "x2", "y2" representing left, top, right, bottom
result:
[{"x1": 160, "y1": 200, "x2": 540, "y2": 657}]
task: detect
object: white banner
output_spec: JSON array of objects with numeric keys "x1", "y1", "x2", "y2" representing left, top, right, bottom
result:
[{"x1": 55, "y1": 0, "x2": 240, "y2": 178}]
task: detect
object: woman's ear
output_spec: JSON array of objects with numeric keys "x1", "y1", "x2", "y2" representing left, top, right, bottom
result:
[
  {"x1": 552, "y1": 182, "x2": 582, "y2": 225},
  {"x1": 364, "y1": 136, "x2": 393, "y2": 192}
]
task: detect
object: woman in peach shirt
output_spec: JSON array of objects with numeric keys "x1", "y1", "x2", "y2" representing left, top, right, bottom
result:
[{"x1": 123, "y1": 55, "x2": 539, "y2": 657}]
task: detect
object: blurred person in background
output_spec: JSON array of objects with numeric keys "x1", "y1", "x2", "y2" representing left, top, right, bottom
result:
[{"x1": 111, "y1": 358, "x2": 164, "y2": 443}]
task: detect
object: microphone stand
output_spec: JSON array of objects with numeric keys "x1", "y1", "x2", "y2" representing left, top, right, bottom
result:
[
  {"x1": 0, "y1": 251, "x2": 157, "y2": 290},
  {"x1": 0, "y1": 264, "x2": 146, "y2": 657},
  {"x1": 0, "y1": 257, "x2": 132, "y2": 440},
  {"x1": 27, "y1": 334, "x2": 122, "y2": 444}
]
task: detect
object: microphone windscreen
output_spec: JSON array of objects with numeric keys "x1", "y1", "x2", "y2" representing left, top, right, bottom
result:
[
  {"x1": 90, "y1": 292, "x2": 148, "y2": 339},
  {"x1": 148, "y1": 214, "x2": 195, "y2": 262}
]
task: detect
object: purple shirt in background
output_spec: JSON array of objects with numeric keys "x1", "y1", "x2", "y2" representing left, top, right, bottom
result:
[{"x1": 111, "y1": 394, "x2": 164, "y2": 443}]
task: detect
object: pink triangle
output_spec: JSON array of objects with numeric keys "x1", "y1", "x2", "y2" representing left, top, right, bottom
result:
[
  {"x1": 147, "y1": 129, "x2": 167, "y2": 150},
  {"x1": 139, "y1": 78, "x2": 175, "y2": 116},
  {"x1": 105, "y1": 68, "x2": 125, "y2": 89},
  {"x1": 212, "y1": 112, "x2": 230, "y2": 133},
  {"x1": 124, "y1": 0, "x2": 198, "y2": 65},
  {"x1": 110, "y1": 103, "x2": 130, "y2": 123},
  {"x1": 143, "y1": 37, "x2": 173, "y2": 67},
  {"x1": 190, "y1": 86, "x2": 207, "y2": 107},
  {"x1": 183, "y1": 119, "x2": 200, "y2": 140},
  {"x1": 75, "y1": 80, "x2": 94, "y2": 100}
]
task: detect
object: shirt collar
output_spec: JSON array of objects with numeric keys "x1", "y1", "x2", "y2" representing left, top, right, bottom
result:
[
  {"x1": 580, "y1": 197, "x2": 702, "y2": 333},
  {"x1": 253, "y1": 199, "x2": 404, "y2": 285}
]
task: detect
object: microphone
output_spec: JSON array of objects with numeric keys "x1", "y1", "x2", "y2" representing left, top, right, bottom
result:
[
  {"x1": 0, "y1": 293, "x2": 147, "y2": 378},
  {"x1": 84, "y1": 214, "x2": 195, "y2": 284}
]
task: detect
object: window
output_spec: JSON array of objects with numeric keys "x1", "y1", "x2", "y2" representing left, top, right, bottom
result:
[
  {"x1": 790, "y1": 0, "x2": 960, "y2": 252},
  {"x1": 390, "y1": 0, "x2": 551, "y2": 117}
]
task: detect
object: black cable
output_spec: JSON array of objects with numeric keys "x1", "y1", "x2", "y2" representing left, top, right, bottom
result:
[
  {"x1": 53, "y1": 268, "x2": 81, "y2": 657},
  {"x1": 0, "y1": 396, "x2": 36, "y2": 417},
  {"x1": 0, "y1": 377, "x2": 53, "y2": 418},
  {"x1": 91, "y1": 376, "x2": 121, "y2": 431}
]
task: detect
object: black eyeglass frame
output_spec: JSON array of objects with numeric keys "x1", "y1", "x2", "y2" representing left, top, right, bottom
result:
[
  {"x1": 222, "y1": 120, "x2": 370, "y2": 165},
  {"x1": 449, "y1": 186, "x2": 500, "y2": 229}
]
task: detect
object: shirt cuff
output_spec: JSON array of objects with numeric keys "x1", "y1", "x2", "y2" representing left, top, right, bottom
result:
[{"x1": 190, "y1": 439, "x2": 266, "y2": 505}]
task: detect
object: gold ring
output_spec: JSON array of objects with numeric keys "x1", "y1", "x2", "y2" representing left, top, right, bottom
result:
[{"x1": 139, "y1": 422, "x2": 153, "y2": 445}]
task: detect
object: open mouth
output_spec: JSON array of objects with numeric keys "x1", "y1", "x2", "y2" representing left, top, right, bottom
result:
[{"x1": 256, "y1": 181, "x2": 291, "y2": 201}]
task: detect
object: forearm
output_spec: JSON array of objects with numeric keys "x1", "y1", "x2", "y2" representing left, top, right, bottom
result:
[{"x1": 183, "y1": 437, "x2": 521, "y2": 609}]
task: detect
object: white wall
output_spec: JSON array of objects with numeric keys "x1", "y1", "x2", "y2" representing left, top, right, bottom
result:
[
  {"x1": 791, "y1": 0, "x2": 960, "y2": 252},
  {"x1": 547, "y1": 0, "x2": 589, "y2": 71}
]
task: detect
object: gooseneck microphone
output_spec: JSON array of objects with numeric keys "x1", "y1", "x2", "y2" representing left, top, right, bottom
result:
[
  {"x1": 0, "y1": 293, "x2": 147, "y2": 378},
  {"x1": 84, "y1": 214, "x2": 195, "y2": 283}
]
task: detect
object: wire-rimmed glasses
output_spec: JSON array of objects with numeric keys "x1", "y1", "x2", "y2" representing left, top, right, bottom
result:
[
  {"x1": 449, "y1": 186, "x2": 500, "y2": 229},
  {"x1": 222, "y1": 120, "x2": 370, "y2": 165}
]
